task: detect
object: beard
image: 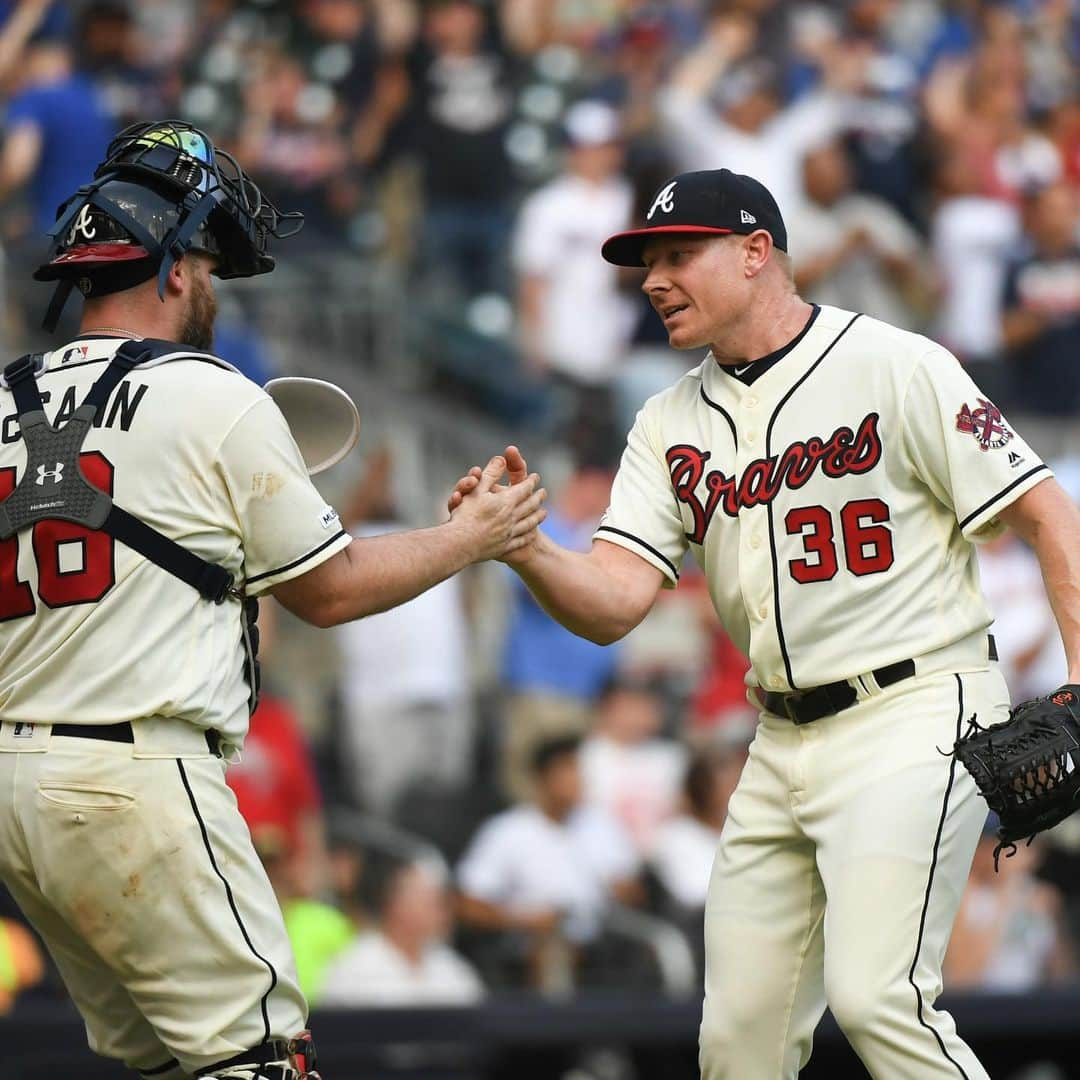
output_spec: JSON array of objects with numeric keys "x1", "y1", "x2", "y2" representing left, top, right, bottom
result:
[{"x1": 177, "y1": 272, "x2": 218, "y2": 351}]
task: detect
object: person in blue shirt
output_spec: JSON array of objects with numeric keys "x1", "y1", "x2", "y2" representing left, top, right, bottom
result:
[
  {"x1": 500, "y1": 452, "x2": 622, "y2": 799},
  {"x1": 0, "y1": 34, "x2": 116, "y2": 237},
  {"x1": 0, "y1": 27, "x2": 116, "y2": 342}
]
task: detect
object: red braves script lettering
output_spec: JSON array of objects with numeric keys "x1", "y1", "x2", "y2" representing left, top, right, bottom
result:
[{"x1": 667, "y1": 413, "x2": 883, "y2": 543}]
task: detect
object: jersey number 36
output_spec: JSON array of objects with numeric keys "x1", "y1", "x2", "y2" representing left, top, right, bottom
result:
[{"x1": 785, "y1": 498, "x2": 894, "y2": 583}]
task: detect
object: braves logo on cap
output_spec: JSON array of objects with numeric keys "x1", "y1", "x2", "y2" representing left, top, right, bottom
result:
[{"x1": 646, "y1": 181, "x2": 677, "y2": 220}]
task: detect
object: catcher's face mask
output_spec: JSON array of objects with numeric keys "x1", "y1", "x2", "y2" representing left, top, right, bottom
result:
[{"x1": 33, "y1": 120, "x2": 304, "y2": 330}]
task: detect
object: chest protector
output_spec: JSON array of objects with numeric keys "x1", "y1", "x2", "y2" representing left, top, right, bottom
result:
[{"x1": 0, "y1": 338, "x2": 261, "y2": 710}]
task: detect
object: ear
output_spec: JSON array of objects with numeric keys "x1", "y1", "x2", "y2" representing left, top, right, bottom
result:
[
  {"x1": 162, "y1": 253, "x2": 188, "y2": 298},
  {"x1": 743, "y1": 230, "x2": 774, "y2": 278}
]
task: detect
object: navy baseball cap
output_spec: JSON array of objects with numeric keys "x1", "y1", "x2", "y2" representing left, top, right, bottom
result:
[{"x1": 601, "y1": 168, "x2": 788, "y2": 266}]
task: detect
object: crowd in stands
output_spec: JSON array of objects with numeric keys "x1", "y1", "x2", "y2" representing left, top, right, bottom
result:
[{"x1": 1, "y1": 0, "x2": 1079, "y2": 1023}]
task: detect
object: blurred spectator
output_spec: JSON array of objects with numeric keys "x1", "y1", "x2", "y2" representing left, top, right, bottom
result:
[
  {"x1": 0, "y1": 10, "x2": 117, "y2": 343},
  {"x1": 406, "y1": 0, "x2": 517, "y2": 296},
  {"x1": 923, "y1": 5, "x2": 1062, "y2": 204},
  {"x1": 0, "y1": 0, "x2": 70, "y2": 88},
  {"x1": 76, "y1": 1, "x2": 165, "y2": 127},
  {"x1": 1000, "y1": 181, "x2": 1080, "y2": 416},
  {"x1": 649, "y1": 733, "x2": 752, "y2": 913},
  {"x1": 977, "y1": 531, "x2": 1065, "y2": 702},
  {"x1": 0, "y1": 916, "x2": 45, "y2": 1014},
  {"x1": 227, "y1": 598, "x2": 331, "y2": 896},
  {"x1": 656, "y1": 9, "x2": 856, "y2": 218},
  {"x1": 512, "y1": 99, "x2": 636, "y2": 431},
  {"x1": 789, "y1": 139, "x2": 935, "y2": 329},
  {"x1": 227, "y1": 692, "x2": 329, "y2": 898},
  {"x1": 321, "y1": 857, "x2": 484, "y2": 1006},
  {"x1": 457, "y1": 736, "x2": 640, "y2": 989},
  {"x1": 838, "y1": 0, "x2": 925, "y2": 222},
  {"x1": 579, "y1": 675, "x2": 687, "y2": 857},
  {"x1": 250, "y1": 825, "x2": 355, "y2": 1006},
  {"x1": 928, "y1": 146, "x2": 1021, "y2": 376},
  {"x1": 500, "y1": 453, "x2": 619, "y2": 801},
  {"x1": 0, "y1": 21, "x2": 116, "y2": 239},
  {"x1": 944, "y1": 818, "x2": 1073, "y2": 990},
  {"x1": 336, "y1": 448, "x2": 475, "y2": 817},
  {"x1": 235, "y1": 43, "x2": 362, "y2": 250}
]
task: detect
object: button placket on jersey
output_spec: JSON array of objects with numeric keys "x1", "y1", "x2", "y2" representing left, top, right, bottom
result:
[{"x1": 736, "y1": 387, "x2": 781, "y2": 688}]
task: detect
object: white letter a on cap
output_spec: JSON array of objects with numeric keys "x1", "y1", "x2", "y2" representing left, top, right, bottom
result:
[{"x1": 647, "y1": 181, "x2": 677, "y2": 220}]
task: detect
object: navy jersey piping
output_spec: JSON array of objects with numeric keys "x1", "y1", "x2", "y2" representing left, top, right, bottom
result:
[{"x1": 764, "y1": 313, "x2": 862, "y2": 690}]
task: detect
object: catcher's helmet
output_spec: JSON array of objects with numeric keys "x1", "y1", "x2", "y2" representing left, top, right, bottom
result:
[{"x1": 34, "y1": 120, "x2": 303, "y2": 330}]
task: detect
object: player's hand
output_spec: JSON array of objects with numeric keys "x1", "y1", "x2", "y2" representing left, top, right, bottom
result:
[
  {"x1": 448, "y1": 446, "x2": 530, "y2": 513},
  {"x1": 450, "y1": 453, "x2": 546, "y2": 563},
  {"x1": 449, "y1": 447, "x2": 545, "y2": 566}
]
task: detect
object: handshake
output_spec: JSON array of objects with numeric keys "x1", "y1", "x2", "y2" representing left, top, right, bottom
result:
[{"x1": 445, "y1": 445, "x2": 547, "y2": 566}]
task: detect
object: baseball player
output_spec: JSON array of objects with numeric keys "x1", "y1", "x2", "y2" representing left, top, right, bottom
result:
[
  {"x1": 0, "y1": 121, "x2": 545, "y2": 1080},
  {"x1": 451, "y1": 169, "x2": 1080, "y2": 1077}
]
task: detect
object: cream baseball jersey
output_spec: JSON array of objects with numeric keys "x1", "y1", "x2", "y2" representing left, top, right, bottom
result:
[
  {"x1": 0, "y1": 337, "x2": 351, "y2": 743},
  {"x1": 596, "y1": 305, "x2": 1050, "y2": 693}
]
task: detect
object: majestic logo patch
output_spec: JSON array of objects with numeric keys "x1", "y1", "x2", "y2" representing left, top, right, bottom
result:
[
  {"x1": 667, "y1": 413, "x2": 883, "y2": 544},
  {"x1": 956, "y1": 399, "x2": 1013, "y2": 452},
  {"x1": 1008, "y1": 451, "x2": 1024, "y2": 468},
  {"x1": 646, "y1": 181, "x2": 677, "y2": 220},
  {"x1": 740, "y1": 209, "x2": 756, "y2": 224}
]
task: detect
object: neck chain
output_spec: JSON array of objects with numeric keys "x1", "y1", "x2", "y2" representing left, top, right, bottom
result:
[{"x1": 81, "y1": 327, "x2": 143, "y2": 338}]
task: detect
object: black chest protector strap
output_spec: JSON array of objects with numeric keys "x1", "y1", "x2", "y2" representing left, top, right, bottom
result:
[{"x1": 0, "y1": 339, "x2": 237, "y2": 604}]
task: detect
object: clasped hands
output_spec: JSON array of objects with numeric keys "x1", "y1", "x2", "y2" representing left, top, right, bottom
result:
[{"x1": 447, "y1": 446, "x2": 545, "y2": 564}]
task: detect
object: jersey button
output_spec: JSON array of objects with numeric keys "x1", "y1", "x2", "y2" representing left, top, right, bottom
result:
[
  {"x1": 758, "y1": 605, "x2": 769, "y2": 619},
  {"x1": 750, "y1": 534, "x2": 762, "y2": 550},
  {"x1": 745, "y1": 430, "x2": 759, "y2": 444},
  {"x1": 745, "y1": 394, "x2": 758, "y2": 408},
  {"x1": 769, "y1": 675, "x2": 784, "y2": 689}
]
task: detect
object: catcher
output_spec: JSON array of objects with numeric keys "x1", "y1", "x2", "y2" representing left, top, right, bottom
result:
[{"x1": 0, "y1": 121, "x2": 545, "y2": 1080}]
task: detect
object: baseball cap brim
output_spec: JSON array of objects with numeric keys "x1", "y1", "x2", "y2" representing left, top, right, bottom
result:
[
  {"x1": 601, "y1": 225, "x2": 735, "y2": 267},
  {"x1": 33, "y1": 242, "x2": 151, "y2": 281}
]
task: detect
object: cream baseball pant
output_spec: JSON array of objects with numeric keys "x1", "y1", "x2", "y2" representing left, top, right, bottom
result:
[
  {"x1": 0, "y1": 718, "x2": 307, "y2": 1079},
  {"x1": 700, "y1": 667, "x2": 1008, "y2": 1080}
]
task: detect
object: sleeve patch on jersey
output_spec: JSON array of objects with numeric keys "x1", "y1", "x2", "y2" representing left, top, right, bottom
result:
[
  {"x1": 955, "y1": 399, "x2": 1013, "y2": 452},
  {"x1": 320, "y1": 506, "x2": 340, "y2": 530}
]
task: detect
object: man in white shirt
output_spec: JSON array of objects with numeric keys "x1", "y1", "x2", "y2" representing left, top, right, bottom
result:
[
  {"x1": 320, "y1": 859, "x2": 483, "y2": 1007},
  {"x1": 456, "y1": 736, "x2": 640, "y2": 986},
  {"x1": 513, "y1": 100, "x2": 636, "y2": 393}
]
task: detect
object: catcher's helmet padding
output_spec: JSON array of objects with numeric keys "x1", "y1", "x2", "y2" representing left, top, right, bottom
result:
[{"x1": 34, "y1": 120, "x2": 304, "y2": 330}]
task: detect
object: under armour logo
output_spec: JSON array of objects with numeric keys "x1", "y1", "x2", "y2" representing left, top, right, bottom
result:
[
  {"x1": 35, "y1": 463, "x2": 64, "y2": 486},
  {"x1": 740, "y1": 209, "x2": 757, "y2": 224},
  {"x1": 66, "y1": 204, "x2": 97, "y2": 246},
  {"x1": 646, "y1": 181, "x2": 677, "y2": 220}
]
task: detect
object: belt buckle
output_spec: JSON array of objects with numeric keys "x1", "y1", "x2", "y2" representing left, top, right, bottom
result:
[{"x1": 782, "y1": 691, "x2": 806, "y2": 724}]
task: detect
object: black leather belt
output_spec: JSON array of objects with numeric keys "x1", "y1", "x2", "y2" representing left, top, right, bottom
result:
[
  {"x1": 51, "y1": 721, "x2": 222, "y2": 756},
  {"x1": 762, "y1": 635, "x2": 997, "y2": 725}
]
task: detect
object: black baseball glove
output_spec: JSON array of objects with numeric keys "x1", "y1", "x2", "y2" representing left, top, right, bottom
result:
[{"x1": 954, "y1": 684, "x2": 1080, "y2": 867}]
